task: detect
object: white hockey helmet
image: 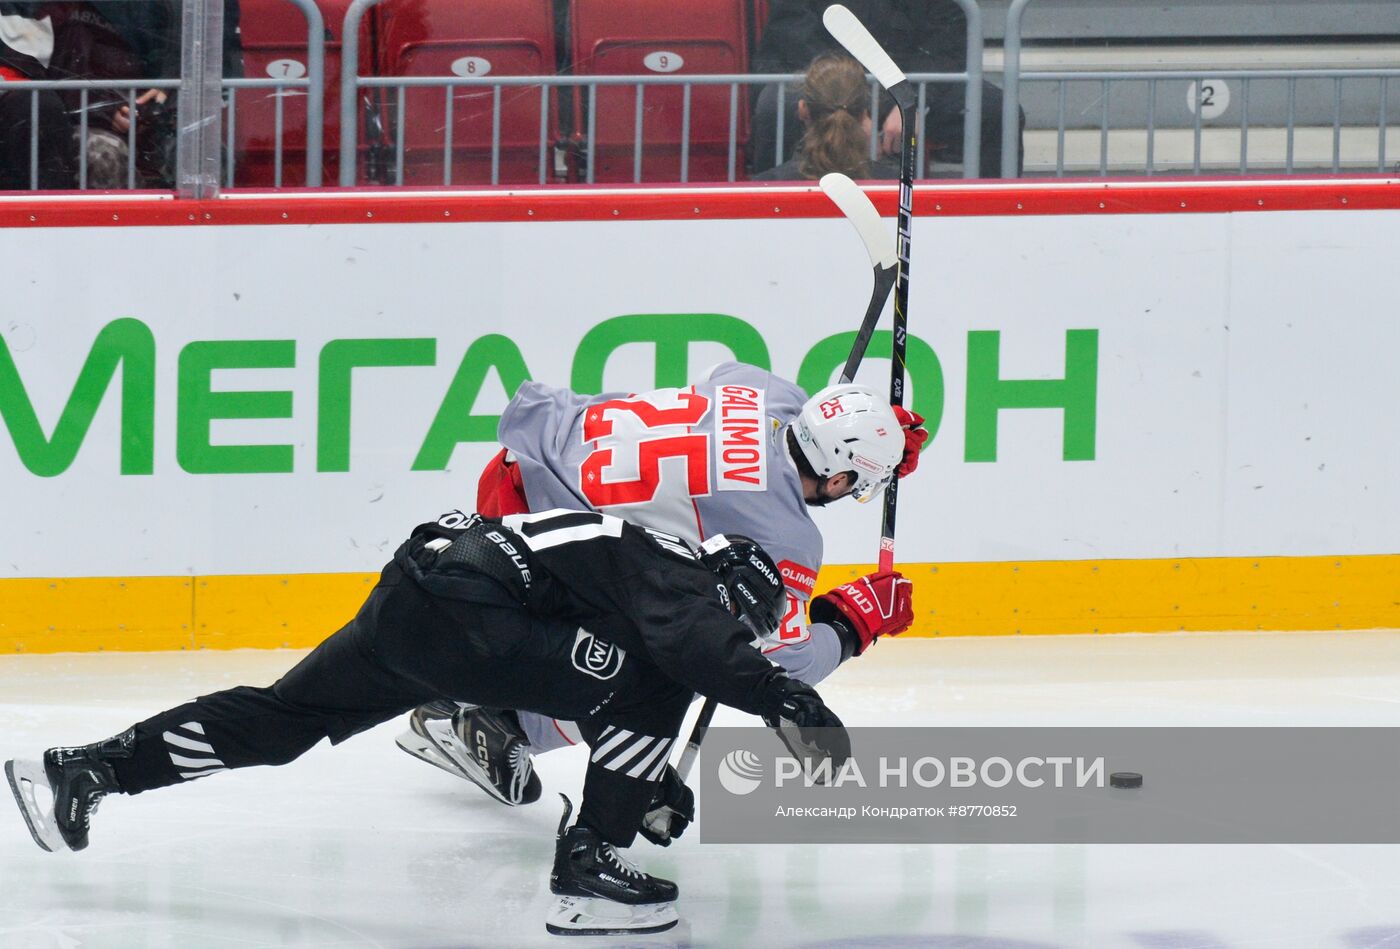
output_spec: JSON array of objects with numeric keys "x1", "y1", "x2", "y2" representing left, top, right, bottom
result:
[{"x1": 791, "y1": 382, "x2": 904, "y2": 503}]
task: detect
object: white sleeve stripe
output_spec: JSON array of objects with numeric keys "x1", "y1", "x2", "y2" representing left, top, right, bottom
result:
[
  {"x1": 501, "y1": 510, "x2": 625, "y2": 551},
  {"x1": 646, "y1": 748, "x2": 674, "y2": 782},
  {"x1": 590, "y1": 728, "x2": 634, "y2": 761},
  {"x1": 627, "y1": 738, "x2": 672, "y2": 779},
  {"x1": 519, "y1": 520, "x2": 624, "y2": 550},
  {"x1": 168, "y1": 752, "x2": 225, "y2": 769},
  {"x1": 180, "y1": 721, "x2": 206, "y2": 735},
  {"x1": 179, "y1": 768, "x2": 227, "y2": 780},
  {"x1": 162, "y1": 731, "x2": 215, "y2": 754},
  {"x1": 600, "y1": 736, "x2": 654, "y2": 771}
]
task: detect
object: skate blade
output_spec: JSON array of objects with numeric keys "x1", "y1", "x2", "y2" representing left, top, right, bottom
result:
[
  {"x1": 395, "y1": 727, "x2": 523, "y2": 806},
  {"x1": 395, "y1": 730, "x2": 469, "y2": 778},
  {"x1": 400, "y1": 712, "x2": 530, "y2": 808},
  {"x1": 545, "y1": 895, "x2": 678, "y2": 935},
  {"x1": 5, "y1": 758, "x2": 66, "y2": 853}
]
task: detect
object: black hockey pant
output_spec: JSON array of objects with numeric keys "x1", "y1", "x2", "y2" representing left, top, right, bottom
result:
[{"x1": 109, "y1": 563, "x2": 691, "y2": 846}]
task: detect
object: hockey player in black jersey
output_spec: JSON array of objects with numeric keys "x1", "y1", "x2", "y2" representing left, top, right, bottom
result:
[{"x1": 5, "y1": 509, "x2": 848, "y2": 936}]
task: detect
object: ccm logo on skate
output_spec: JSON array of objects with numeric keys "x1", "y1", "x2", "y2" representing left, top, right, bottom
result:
[
  {"x1": 717, "y1": 749, "x2": 764, "y2": 795},
  {"x1": 571, "y1": 630, "x2": 626, "y2": 680}
]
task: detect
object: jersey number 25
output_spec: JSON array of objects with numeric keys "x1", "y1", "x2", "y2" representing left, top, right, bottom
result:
[{"x1": 579, "y1": 390, "x2": 711, "y2": 507}]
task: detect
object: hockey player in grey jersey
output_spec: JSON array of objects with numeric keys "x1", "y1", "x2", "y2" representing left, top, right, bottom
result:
[{"x1": 397, "y1": 362, "x2": 927, "y2": 820}]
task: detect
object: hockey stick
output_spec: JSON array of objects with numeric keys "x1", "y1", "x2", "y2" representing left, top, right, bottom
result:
[
  {"x1": 673, "y1": 177, "x2": 889, "y2": 782},
  {"x1": 823, "y1": 3, "x2": 917, "y2": 572},
  {"x1": 674, "y1": 178, "x2": 891, "y2": 782},
  {"x1": 674, "y1": 695, "x2": 717, "y2": 781},
  {"x1": 818, "y1": 172, "x2": 898, "y2": 384},
  {"x1": 674, "y1": 10, "x2": 918, "y2": 781}
]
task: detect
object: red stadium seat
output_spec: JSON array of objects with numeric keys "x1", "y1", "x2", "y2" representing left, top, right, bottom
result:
[
  {"x1": 374, "y1": 0, "x2": 562, "y2": 185},
  {"x1": 570, "y1": 0, "x2": 750, "y2": 183},
  {"x1": 234, "y1": 0, "x2": 376, "y2": 187}
]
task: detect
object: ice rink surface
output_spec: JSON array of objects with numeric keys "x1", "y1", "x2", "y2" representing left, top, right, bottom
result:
[{"x1": 4, "y1": 631, "x2": 1400, "y2": 949}]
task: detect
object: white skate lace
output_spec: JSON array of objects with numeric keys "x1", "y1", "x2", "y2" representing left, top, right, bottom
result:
[
  {"x1": 602, "y1": 844, "x2": 643, "y2": 879},
  {"x1": 508, "y1": 744, "x2": 534, "y2": 801},
  {"x1": 84, "y1": 791, "x2": 107, "y2": 826}
]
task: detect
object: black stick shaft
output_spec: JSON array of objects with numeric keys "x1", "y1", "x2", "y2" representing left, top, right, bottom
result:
[
  {"x1": 840, "y1": 263, "x2": 898, "y2": 384},
  {"x1": 880, "y1": 93, "x2": 916, "y2": 573},
  {"x1": 679, "y1": 69, "x2": 918, "y2": 777},
  {"x1": 675, "y1": 694, "x2": 718, "y2": 781}
]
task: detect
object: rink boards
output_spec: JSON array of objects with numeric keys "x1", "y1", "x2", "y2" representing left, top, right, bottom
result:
[{"x1": 1, "y1": 180, "x2": 1397, "y2": 650}]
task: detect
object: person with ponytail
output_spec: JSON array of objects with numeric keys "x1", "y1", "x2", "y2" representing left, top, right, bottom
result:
[{"x1": 751, "y1": 52, "x2": 900, "y2": 182}]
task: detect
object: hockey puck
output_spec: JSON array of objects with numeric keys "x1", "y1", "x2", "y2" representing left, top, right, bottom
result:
[{"x1": 1109, "y1": 771, "x2": 1143, "y2": 789}]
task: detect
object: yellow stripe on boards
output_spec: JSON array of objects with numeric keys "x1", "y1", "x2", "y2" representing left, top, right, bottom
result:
[
  {"x1": 2, "y1": 555, "x2": 1397, "y2": 653},
  {"x1": 194, "y1": 573, "x2": 381, "y2": 650},
  {"x1": 0, "y1": 576, "x2": 195, "y2": 653},
  {"x1": 821, "y1": 554, "x2": 1400, "y2": 636}
]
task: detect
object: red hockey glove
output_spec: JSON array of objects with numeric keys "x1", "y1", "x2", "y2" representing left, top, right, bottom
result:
[
  {"x1": 809, "y1": 571, "x2": 914, "y2": 656},
  {"x1": 892, "y1": 406, "x2": 928, "y2": 478}
]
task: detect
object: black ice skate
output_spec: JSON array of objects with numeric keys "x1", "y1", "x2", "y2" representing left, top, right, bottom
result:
[
  {"x1": 547, "y1": 795, "x2": 679, "y2": 935},
  {"x1": 393, "y1": 698, "x2": 463, "y2": 776},
  {"x1": 5, "y1": 730, "x2": 131, "y2": 853},
  {"x1": 393, "y1": 701, "x2": 541, "y2": 806},
  {"x1": 452, "y1": 705, "x2": 541, "y2": 806}
]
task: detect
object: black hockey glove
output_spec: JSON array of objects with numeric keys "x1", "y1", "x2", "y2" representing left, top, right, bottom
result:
[
  {"x1": 759, "y1": 678, "x2": 851, "y2": 776},
  {"x1": 639, "y1": 764, "x2": 695, "y2": 847}
]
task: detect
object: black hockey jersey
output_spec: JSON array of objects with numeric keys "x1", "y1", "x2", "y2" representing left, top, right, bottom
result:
[{"x1": 395, "y1": 508, "x2": 785, "y2": 718}]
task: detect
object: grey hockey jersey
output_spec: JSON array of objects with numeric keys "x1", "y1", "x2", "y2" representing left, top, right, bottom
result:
[{"x1": 497, "y1": 363, "x2": 841, "y2": 685}]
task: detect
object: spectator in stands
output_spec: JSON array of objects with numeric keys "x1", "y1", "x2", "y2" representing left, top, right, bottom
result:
[
  {"x1": 0, "y1": 2, "x2": 76, "y2": 189},
  {"x1": 42, "y1": 1, "x2": 242, "y2": 189},
  {"x1": 44, "y1": 1, "x2": 181, "y2": 188},
  {"x1": 749, "y1": 0, "x2": 1024, "y2": 178},
  {"x1": 751, "y1": 52, "x2": 899, "y2": 181}
]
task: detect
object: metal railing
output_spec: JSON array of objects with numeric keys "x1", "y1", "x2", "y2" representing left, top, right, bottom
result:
[
  {"x1": 0, "y1": 78, "x2": 179, "y2": 190},
  {"x1": 1001, "y1": 0, "x2": 1400, "y2": 177},
  {"x1": 340, "y1": 71, "x2": 983, "y2": 187},
  {"x1": 1011, "y1": 69, "x2": 1398, "y2": 177},
  {"x1": 0, "y1": 0, "x2": 325, "y2": 191},
  {"x1": 5, "y1": 0, "x2": 1398, "y2": 191},
  {"x1": 248, "y1": 0, "x2": 325, "y2": 188},
  {"x1": 336, "y1": 0, "x2": 984, "y2": 186},
  {"x1": 0, "y1": 0, "x2": 985, "y2": 191}
]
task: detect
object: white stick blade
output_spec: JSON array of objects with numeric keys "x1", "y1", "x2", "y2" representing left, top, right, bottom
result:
[
  {"x1": 819, "y1": 173, "x2": 898, "y2": 270},
  {"x1": 822, "y1": 4, "x2": 907, "y2": 90}
]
